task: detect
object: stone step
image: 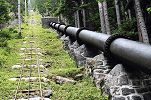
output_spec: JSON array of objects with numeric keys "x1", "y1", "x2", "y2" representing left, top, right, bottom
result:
[
  {"x1": 52, "y1": 76, "x2": 76, "y2": 84},
  {"x1": 20, "y1": 48, "x2": 41, "y2": 51},
  {"x1": 9, "y1": 77, "x2": 49, "y2": 82},
  {"x1": 23, "y1": 41, "x2": 35, "y2": 44},
  {"x1": 20, "y1": 58, "x2": 43, "y2": 61},
  {"x1": 19, "y1": 53, "x2": 43, "y2": 56},
  {"x1": 11, "y1": 89, "x2": 52, "y2": 94},
  {"x1": 10, "y1": 97, "x2": 51, "y2": 100},
  {"x1": 25, "y1": 37, "x2": 37, "y2": 39},
  {"x1": 12, "y1": 65, "x2": 44, "y2": 69}
]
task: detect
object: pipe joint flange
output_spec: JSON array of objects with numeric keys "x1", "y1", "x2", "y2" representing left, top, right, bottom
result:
[
  {"x1": 57, "y1": 24, "x2": 65, "y2": 32},
  {"x1": 76, "y1": 27, "x2": 87, "y2": 43},
  {"x1": 50, "y1": 22, "x2": 54, "y2": 27},
  {"x1": 64, "y1": 25, "x2": 71, "y2": 34},
  {"x1": 104, "y1": 34, "x2": 131, "y2": 59},
  {"x1": 53, "y1": 23, "x2": 57, "y2": 29},
  {"x1": 50, "y1": 22, "x2": 53, "y2": 27}
]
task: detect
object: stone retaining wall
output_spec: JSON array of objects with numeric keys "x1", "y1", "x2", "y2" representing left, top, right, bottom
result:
[{"x1": 57, "y1": 31, "x2": 151, "y2": 100}]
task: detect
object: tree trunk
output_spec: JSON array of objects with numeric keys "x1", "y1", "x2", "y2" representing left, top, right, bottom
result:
[
  {"x1": 103, "y1": 1, "x2": 111, "y2": 35},
  {"x1": 134, "y1": 0, "x2": 150, "y2": 44},
  {"x1": 18, "y1": 0, "x2": 21, "y2": 37},
  {"x1": 58, "y1": 15, "x2": 61, "y2": 23},
  {"x1": 74, "y1": 12, "x2": 78, "y2": 27},
  {"x1": 126, "y1": 0, "x2": 132, "y2": 20},
  {"x1": 82, "y1": 9, "x2": 86, "y2": 27},
  {"x1": 128, "y1": 9, "x2": 132, "y2": 20},
  {"x1": 25, "y1": 0, "x2": 27, "y2": 16},
  {"x1": 76, "y1": 10, "x2": 80, "y2": 28},
  {"x1": 98, "y1": 2, "x2": 106, "y2": 33},
  {"x1": 64, "y1": 17, "x2": 69, "y2": 25},
  {"x1": 114, "y1": 0, "x2": 121, "y2": 26},
  {"x1": 81, "y1": 0, "x2": 86, "y2": 27},
  {"x1": 60, "y1": 14, "x2": 65, "y2": 23},
  {"x1": 79, "y1": 10, "x2": 84, "y2": 27},
  {"x1": 120, "y1": 1, "x2": 125, "y2": 20}
]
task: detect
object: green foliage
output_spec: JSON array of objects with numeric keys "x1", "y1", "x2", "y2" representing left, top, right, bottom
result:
[
  {"x1": 0, "y1": 28, "x2": 18, "y2": 47},
  {"x1": 0, "y1": 28, "x2": 19, "y2": 67},
  {"x1": 147, "y1": 7, "x2": 151, "y2": 14},
  {"x1": 79, "y1": 3, "x2": 91, "y2": 9},
  {"x1": 0, "y1": 0, "x2": 10, "y2": 24},
  {"x1": 0, "y1": 0, "x2": 26, "y2": 25},
  {"x1": 28, "y1": 13, "x2": 106, "y2": 99},
  {"x1": 35, "y1": 0, "x2": 47, "y2": 16},
  {"x1": 51, "y1": 77, "x2": 108, "y2": 100},
  {"x1": 38, "y1": 25, "x2": 107, "y2": 100},
  {"x1": 96, "y1": 0, "x2": 105, "y2": 3},
  {"x1": 0, "y1": 11, "x2": 108, "y2": 99},
  {"x1": 113, "y1": 18, "x2": 138, "y2": 39},
  {"x1": 0, "y1": 28, "x2": 21, "y2": 98}
]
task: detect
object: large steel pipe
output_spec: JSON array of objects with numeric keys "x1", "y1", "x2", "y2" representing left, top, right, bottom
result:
[
  {"x1": 66, "y1": 27, "x2": 79, "y2": 37},
  {"x1": 54, "y1": 24, "x2": 79, "y2": 37},
  {"x1": 110, "y1": 38, "x2": 151, "y2": 72},
  {"x1": 50, "y1": 22, "x2": 54, "y2": 28},
  {"x1": 51, "y1": 23, "x2": 56, "y2": 28},
  {"x1": 54, "y1": 23, "x2": 60, "y2": 30},
  {"x1": 59, "y1": 25, "x2": 66, "y2": 33},
  {"x1": 50, "y1": 22, "x2": 151, "y2": 72},
  {"x1": 79, "y1": 30, "x2": 110, "y2": 51}
]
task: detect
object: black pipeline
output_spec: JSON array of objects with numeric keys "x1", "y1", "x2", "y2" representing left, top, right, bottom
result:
[{"x1": 50, "y1": 22, "x2": 151, "y2": 73}]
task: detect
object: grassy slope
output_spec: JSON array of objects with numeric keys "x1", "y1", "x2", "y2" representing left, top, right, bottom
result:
[
  {"x1": 0, "y1": 13, "x2": 107, "y2": 100},
  {"x1": 0, "y1": 28, "x2": 22, "y2": 99},
  {"x1": 37, "y1": 29, "x2": 105, "y2": 100}
]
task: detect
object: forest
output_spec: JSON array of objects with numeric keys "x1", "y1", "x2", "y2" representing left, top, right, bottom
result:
[
  {"x1": 1, "y1": 0, "x2": 151, "y2": 99},
  {"x1": 1, "y1": 0, "x2": 151, "y2": 44}
]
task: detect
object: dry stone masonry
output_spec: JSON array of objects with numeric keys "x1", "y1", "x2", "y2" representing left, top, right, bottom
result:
[{"x1": 56, "y1": 30, "x2": 151, "y2": 100}]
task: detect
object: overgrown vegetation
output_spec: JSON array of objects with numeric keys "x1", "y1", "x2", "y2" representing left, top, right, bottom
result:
[
  {"x1": 1, "y1": 0, "x2": 151, "y2": 40},
  {"x1": 34, "y1": 0, "x2": 151, "y2": 41},
  {"x1": 0, "y1": 0, "x2": 10, "y2": 24},
  {"x1": 0, "y1": 12, "x2": 107, "y2": 99},
  {"x1": 0, "y1": 27, "x2": 22, "y2": 99},
  {"x1": 0, "y1": 28, "x2": 19, "y2": 67},
  {"x1": 33, "y1": 15, "x2": 107, "y2": 99},
  {"x1": 0, "y1": 0, "x2": 26, "y2": 28}
]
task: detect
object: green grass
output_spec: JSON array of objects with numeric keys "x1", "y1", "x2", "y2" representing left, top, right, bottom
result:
[
  {"x1": 33, "y1": 16, "x2": 107, "y2": 99},
  {"x1": 0, "y1": 13, "x2": 107, "y2": 100},
  {"x1": 50, "y1": 77, "x2": 104, "y2": 100},
  {"x1": 0, "y1": 28, "x2": 22, "y2": 99}
]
